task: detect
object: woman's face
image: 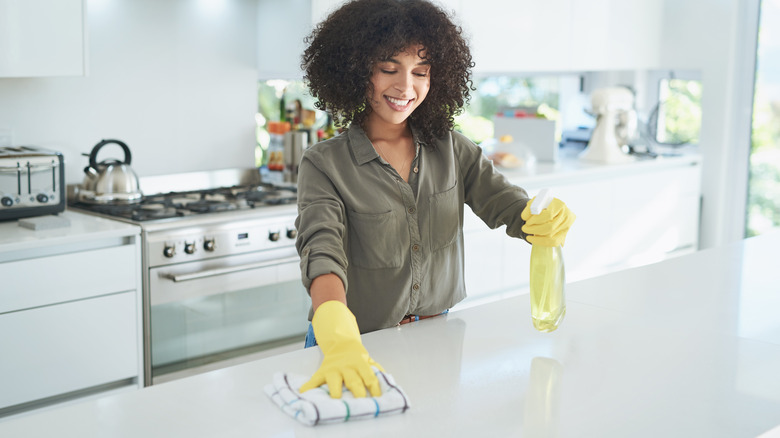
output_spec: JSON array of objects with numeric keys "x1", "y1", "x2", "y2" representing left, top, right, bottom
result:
[{"x1": 366, "y1": 45, "x2": 431, "y2": 129}]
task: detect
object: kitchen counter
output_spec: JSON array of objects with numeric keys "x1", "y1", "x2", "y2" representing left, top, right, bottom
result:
[
  {"x1": 0, "y1": 209, "x2": 140, "y2": 257},
  {"x1": 1, "y1": 233, "x2": 778, "y2": 436},
  {"x1": 497, "y1": 151, "x2": 701, "y2": 187}
]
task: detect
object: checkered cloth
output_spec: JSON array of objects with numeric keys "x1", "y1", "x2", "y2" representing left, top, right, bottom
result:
[{"x1": 264, "y1": 368, "x2": 410, "y2": 426}]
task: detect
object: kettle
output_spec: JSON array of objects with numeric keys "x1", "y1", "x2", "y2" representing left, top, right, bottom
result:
[{"x1": 79, "y1": 139, "x2": 143, "y2": 204}]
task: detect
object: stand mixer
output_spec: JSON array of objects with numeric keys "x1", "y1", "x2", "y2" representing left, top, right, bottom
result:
[{"x1": 580, "y1": 87, "x2": 637, "y2": 164}]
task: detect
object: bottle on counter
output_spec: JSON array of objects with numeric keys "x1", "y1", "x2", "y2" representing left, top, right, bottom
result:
[
  {"x1": 528, "y1": 189, "x2": 566, "y2": 332},
  {"x1": 266, "y1": 121, "x2": 289, "y2": 185}
]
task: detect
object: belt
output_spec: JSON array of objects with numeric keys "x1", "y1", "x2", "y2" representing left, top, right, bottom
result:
[{"x1": 398, "y1": 310, "x2": 448, "y2": 326}]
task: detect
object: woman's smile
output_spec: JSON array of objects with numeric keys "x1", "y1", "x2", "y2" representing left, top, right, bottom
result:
[{"x1": 384, "y1": 96, "x2": 414, "y2": 111}]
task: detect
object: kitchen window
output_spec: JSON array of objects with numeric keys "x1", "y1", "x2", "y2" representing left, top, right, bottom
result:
[
  {"x1": 455, "y1": 75, "x2": 567, "y2": 144},
  {"x1": 648, "y1": 75, "x2": 703, "y2": 145},
  {"x1": 747, "y1": 0, "x2": 780, "y2": 237}
]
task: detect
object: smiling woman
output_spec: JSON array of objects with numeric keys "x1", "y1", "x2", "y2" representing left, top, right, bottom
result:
[{"x1": 292, "y1": 0, "x2": 575, "y2": 401}]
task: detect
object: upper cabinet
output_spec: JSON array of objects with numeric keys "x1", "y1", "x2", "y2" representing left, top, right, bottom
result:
[
  {"x1": 0, "y1": 0, "x2": 86, "y2": 78},
  {"x1": 458, "y1": 0, "x2": 662, "y2": 73},
  {"x1": 261, "y1": 0, "x2": 663, "y2": 79}
]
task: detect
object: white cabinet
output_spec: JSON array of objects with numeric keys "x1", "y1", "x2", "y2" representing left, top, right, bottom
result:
[
  {"x1": 0, "y1": 0, "x2": 86, "y2": 78},
  {"x1": 460, "y1": 0, "x2": 572, "y2": 73},
  {"x1": 458, "y1": 0, "x2": 661, "y2": 73},
  {"x1": 0, "y1": 212, "x2": 142, "y2": 415},
  {"x1": 568, "y1": 0, "x2": 663, "y2": 71},
  {"x1": 462, "y1": 157, "x2": 701, "y2": 304}
]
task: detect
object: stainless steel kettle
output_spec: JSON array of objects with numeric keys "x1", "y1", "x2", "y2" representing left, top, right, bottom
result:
[{"x1": 79, "y1": 139, "x2": 143, "y2": 204}]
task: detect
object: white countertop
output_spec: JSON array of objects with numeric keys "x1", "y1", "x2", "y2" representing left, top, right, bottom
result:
[
  {"x1": 498, "y1": 151, "x2": 701, "y2": 187},
  {"x1": 1, "y1": 231, "x2": 778, "y2": 437},
  {"x1": 0, "y1": 209, "x2": 140, "y2": 255}
]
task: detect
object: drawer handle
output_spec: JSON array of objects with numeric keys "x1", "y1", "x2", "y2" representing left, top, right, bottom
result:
[{"x1": 161, "y1": 256, "x2": 300, "y2": 282}]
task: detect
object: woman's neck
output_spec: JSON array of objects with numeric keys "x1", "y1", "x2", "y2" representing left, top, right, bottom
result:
[{"x1": 363, "y1": 114, "x2": 412, "y2": 145}]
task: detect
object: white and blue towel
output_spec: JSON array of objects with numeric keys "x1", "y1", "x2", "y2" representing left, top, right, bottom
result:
[{"x1": 264, "y1": 368, "x2": 410, "y2": 426}]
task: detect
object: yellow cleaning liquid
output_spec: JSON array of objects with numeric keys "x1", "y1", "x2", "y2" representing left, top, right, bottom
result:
[
  {"x1": 528, "y1": 188, "x2": 566, "y2": 332},
  {"x1": 529, "y1": 245, "x2": 566, "y2": 332}
]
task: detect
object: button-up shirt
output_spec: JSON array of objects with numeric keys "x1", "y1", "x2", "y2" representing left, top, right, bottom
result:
[{"x1": 295, "y1": 125, "x2": 529, "y2": 333}]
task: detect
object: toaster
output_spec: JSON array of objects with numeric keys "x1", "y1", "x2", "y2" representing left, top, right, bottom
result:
[{"x1": 0, "y1": 146, "x2": 66, "y2": 221}]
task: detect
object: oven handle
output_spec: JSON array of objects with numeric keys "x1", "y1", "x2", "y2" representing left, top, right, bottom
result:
[{"x1": 162, "y1": 255, "x2": 300, "y2": 282}]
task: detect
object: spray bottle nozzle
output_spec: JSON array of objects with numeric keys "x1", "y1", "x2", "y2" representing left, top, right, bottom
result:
[{"x1": 530, "y1": 188, "x2": 554, "y2": 215}]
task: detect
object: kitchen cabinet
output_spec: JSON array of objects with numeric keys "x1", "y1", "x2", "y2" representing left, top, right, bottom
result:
[
  {"x1": 462, "y1": 154, "x2": 702, "y2": 305},
  {"x1": 0, "y1": 211, "x2": 142, "y2": 416},
  {"x1": 459, "y1": 0, "x2": 662, "y2": 73},
  {"x1": 0, "y1": 0, "x2": 86, "y2": 78},
  {"x1": 274, "y1": 0, "x2": 663, "y2": 77}
]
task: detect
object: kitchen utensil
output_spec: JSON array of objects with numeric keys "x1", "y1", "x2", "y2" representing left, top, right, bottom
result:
[
  {"x1": 79, "y1": 139, "x2": 142, "y2": 204},
  {"x1": 579, "y1": 87, "x2": 636, "y2": 164}
]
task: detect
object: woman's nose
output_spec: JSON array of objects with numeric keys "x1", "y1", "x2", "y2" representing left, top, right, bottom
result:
[{"x1": 394, "y1": 73, "x2": 413, "y2": 93}]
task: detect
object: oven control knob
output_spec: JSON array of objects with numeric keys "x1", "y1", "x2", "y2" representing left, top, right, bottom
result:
[
  {"x1": 36, "y1": 193, "x2": 49, "y2": 203},
  {"x1": 184, "y1": 242, "x2": 196, "y2": 254},
  {"x1": 203, "y1": 239, "x2": 215, "y2": 252},
  {"x1": 1, "y1": 196, "x2": 12, "y2": 207},
  {"x1": 286, "y1": 228, "x2": 297, "y2": 239},
  {"x1": 269, "y1": 231, "x2": 280, "y2": 242},
  {"x1": 163, "y1": 245, "x2": 175, "y2": 258}
]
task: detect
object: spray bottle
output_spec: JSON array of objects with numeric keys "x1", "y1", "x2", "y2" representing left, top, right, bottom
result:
[{"x1": 529, "y1": 189, "x2": 566, "y2": 332}]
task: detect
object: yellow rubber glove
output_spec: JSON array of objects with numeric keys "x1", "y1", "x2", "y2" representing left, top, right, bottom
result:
[
  {"x1": 521, "y1": 196, "x2": 576, "y2": 247},
  {"x1": 299, "y1": 300, "x2": 385, "y2": 399}
]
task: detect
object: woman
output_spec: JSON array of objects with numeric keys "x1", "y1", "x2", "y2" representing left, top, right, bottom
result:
[{"x1": 295, "y1": 0, "x2": 575, "y2": 399}]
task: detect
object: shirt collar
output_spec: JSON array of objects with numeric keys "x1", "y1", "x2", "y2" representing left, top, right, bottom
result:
[{"x1": 348, "y1": 123, "x2": 426, "y2": 166}]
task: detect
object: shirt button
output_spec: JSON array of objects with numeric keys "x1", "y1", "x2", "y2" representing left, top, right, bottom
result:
[
  {"x1": 413, "y1": 284, "x2": 420, "y2": 291},
  {"x1": 412, "y1": 244, "x2": 419, "y2": 251},
  {"x1": 408, "y1": 207, "x2": 416, "y2": 214}
]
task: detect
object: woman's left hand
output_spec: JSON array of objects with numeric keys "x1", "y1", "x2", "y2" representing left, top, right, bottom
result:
[{"x1": 521, "y1": 197, "x2": 576, "y2": 247}]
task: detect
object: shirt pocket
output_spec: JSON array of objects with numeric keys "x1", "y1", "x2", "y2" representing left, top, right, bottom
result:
[
  {"x1": 429, "y1": 183, "x2": 459, "y2": 251},
  {"x1": 348, "y1": 210, "x2": 403, "y2": 269}
]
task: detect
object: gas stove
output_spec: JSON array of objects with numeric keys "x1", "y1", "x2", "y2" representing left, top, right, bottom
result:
[
  {"x1": 67, "y1": 168, "x2": 297, "y2": 225},
  {"x1": 66, "y1": 168, "x2": 306, "y2": 386},
  {"x1": 69, "y1": 183, "x2": 296, "y2": 222}
]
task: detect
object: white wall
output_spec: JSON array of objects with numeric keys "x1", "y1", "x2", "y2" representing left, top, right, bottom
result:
[
  {"x1": 0, "y1": 0, "x2": 259, "y2": 184},
  {"x1": 659, "y1": 0, "x2": 759, "y2": 249}
]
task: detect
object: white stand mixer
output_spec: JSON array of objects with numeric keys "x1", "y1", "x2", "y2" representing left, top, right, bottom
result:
[{"x1": 579, "y1": 87, "x2": 636, "y2": 164}]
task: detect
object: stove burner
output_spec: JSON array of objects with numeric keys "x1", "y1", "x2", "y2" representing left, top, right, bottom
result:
[{"x1": 69, "y1": 183, "x2": 297, "y2": 222}]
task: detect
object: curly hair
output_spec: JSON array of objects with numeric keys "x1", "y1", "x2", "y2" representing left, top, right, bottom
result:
[{"x1": 301, "y1": 0, "x2": 474, "y2": 146}]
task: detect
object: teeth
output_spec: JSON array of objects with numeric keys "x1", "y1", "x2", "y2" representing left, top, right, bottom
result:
[{"x1": 387, "y1": 96, "x2": 411, "y2": 106}]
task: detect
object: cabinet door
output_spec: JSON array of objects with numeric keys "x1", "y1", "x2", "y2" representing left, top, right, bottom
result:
[
  {"x1": 0, "y1": 0, "x2": 85, "y2": 77},
  {"x1": 461, "y1": 0, "x2": 572, "y2": 73},
  {"x1": 0, "y1": 244, "x2": 138, "y2": 314},
  {"x1": 0, "y1": 292, "x2": 139, "y2": 409},
  {"x1": 569, "y1": 0, "x2": 662, "y2": 70}
]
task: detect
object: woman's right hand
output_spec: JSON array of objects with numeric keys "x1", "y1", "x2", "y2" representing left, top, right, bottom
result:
[{"x1": 299, "y1": 300, "x2": 384, "y2": 398}]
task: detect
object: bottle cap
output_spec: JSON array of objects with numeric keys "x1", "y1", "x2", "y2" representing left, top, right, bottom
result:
[{"x1": 530, "y1": 188, "x2": 553, "y2": 215}]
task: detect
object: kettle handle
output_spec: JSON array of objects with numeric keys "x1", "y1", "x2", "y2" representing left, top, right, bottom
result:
[{"x1": 89, "y1": 139, "x2": 132, "y2": 169}]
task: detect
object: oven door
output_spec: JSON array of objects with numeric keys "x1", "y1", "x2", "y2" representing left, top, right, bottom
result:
[{"x1": 147, "y1": 246, "x2": 309, "y2": 382}]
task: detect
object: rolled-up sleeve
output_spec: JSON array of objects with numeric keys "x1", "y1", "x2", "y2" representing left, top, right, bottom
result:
[
  {"x1": 294, "y1": 150, "x2": 349, "y2": 293},
  {"x1": 453, "y1": 132, "x2": 531, "y2": 240}
]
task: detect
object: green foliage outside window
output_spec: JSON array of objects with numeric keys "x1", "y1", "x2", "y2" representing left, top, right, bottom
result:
[{"x1": 656, "y1": 78, "x2": 702, "y2": 144}]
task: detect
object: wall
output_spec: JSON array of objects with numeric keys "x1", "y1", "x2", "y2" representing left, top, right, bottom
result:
[
  {"x1": 0, "y1": 0, "x2": 259, "y2": 184},
  {"x1": 658, "y1": 0, "x2": 759, "y2": 249}
]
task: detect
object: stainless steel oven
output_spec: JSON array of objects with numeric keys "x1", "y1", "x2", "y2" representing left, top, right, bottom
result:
[{"x1": 68, "y1": 169, "x2": 309, "y2": 385}]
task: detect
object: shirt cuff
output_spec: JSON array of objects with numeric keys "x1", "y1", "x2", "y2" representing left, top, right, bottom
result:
[{"x1": 300, "y1": 249, "x2": 348, "y2": 293}]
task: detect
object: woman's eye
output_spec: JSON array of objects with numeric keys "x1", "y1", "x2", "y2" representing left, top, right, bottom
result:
[
  {"x1": 414, "y1": 72, "x2": 429, "y2": 77},
  {"x1": 380, "y1": 69, "x2": 396, "y2": 74}
]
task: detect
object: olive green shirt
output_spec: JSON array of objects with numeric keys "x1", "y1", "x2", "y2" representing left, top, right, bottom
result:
[{"x1": 295, "y1": 125, "x2": 530, "y2": 333}]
